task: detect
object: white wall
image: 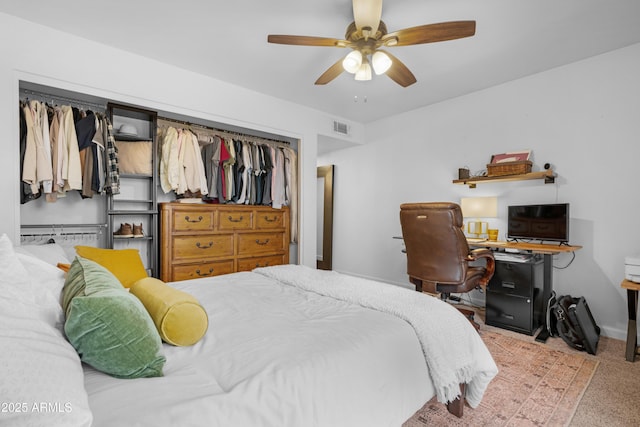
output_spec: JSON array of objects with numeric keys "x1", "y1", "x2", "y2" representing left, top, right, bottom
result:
[
  {"x1": 0, "y1": 12, "x2": 362, "y2": 268},
  {"x1": 319, "y1": 43, "x2": 640, "y2": 340}
]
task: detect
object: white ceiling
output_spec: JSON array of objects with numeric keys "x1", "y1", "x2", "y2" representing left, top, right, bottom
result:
[{"x1": 3, "y1": 0, "x2": 640, "y2": 124}]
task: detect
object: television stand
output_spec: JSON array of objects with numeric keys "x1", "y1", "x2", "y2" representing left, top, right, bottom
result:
[{"x1": 469, "y1": 240, "x2": 582, "y2": 342}]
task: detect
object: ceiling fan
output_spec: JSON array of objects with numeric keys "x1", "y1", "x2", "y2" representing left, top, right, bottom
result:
[{"x1": 267, "y1": 0, "x2": 475, "y2": 87}]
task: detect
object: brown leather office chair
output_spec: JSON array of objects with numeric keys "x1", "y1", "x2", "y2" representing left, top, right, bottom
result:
[{"x1": 399, "y1": 202, "x2": 495, "y2": 328}]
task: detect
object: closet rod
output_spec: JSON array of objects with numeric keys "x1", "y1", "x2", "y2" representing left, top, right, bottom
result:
[
  {"x1": 20, "y1": 89, "x2": 107, "y2": 111},
  {"x1": 21, "y1": 231, "x2": 100, "y2": 237},
  {"x1": 157, "y1": 116, "x2": 291, "y2": 146},
  {"x1": 21, "y1": 223, "x2": 107, "y2": 229}
]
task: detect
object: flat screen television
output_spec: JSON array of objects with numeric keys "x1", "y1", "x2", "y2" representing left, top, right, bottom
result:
[{"x1": 507, "y1": 203, "x2": 570, "y2": 243}]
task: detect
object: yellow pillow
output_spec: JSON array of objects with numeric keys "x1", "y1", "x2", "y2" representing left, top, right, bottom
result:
[
  {"x1": 130, "y1": 277, "x2": 208, "y2": 346},
  {"x1": 74, "y1": 246, "x2": 147, "y2": 288}
]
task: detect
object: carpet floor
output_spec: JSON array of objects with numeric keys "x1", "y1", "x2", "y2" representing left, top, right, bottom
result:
[{"x1": 403, "y1": 330, "x2": 598, "y2": 426}]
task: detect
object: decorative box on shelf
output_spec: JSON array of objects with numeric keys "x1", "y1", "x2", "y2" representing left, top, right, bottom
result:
[{"x1": 486, "y1": 160, "x2": 532, "y2": 177}]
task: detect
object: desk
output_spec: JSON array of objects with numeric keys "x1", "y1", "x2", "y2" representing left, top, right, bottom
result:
[
  {"x1": 621, "y1": 279, "x2": 640, "y2": 362},
  {"x1": 470, "y1": 241, "x2": 582, "y2": 342}
]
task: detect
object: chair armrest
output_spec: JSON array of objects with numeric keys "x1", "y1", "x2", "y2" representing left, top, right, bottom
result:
[{"x1": 467, "y1": 248, "x2": 495, "y2": 286}]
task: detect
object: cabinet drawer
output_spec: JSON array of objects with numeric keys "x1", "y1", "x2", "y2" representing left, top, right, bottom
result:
[
  {"x1": 237, "y1": 255, "x2": 285, "y2": 272},
  {"x1": 173, "y1": 210, "x2": 215, "y2": 231},
  {"x1": 238, "y1": 232, "x2": 285, "y2": 255},
  {"x1": 218, "y1": 209, "x2": 253, "y2": 230},
  {"x1": 172, "y1": 260, "x2": 234, "y2": 281},
  {"x1": 486, "y1": 291, "x2": 535, "y2": 334},
  {"x1": 488, "y1": 261, "x2": 538, "y2": 297},
  {"x1": 256, "y1": 211, "x2": 285, "y2": 229},
  {"x1": 173, "y1": 235, "x2": 234, "y2": 260}
]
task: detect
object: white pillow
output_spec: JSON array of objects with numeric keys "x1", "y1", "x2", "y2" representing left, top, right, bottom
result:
[
  {"x1": 14, "y1": 242, "x2": 71, "y2": 266},
  {"x1": 0, "y1": 234, "x2": 34, "y2": 304},
  {"x1": 0, "y1": 234, "x2": 93, "y2": 427},
  {"x1": 16, "y1": 252, "x2": 66, "y2": 330}
]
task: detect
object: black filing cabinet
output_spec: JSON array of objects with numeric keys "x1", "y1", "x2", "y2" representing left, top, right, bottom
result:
[{"x1": 486, "y1": 257, "x2": 544, "y2": 335}]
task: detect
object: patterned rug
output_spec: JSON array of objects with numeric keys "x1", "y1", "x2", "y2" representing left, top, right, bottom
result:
[{"x1": 403, "y1": 331, "x2": 599, "y2": 426}]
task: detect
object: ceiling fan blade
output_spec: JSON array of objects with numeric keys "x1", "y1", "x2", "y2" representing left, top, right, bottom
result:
[
  {"x1": 268, "y1": 35, "x2": 346, "y2": 47},
  {"x1": 380, "y1": 51, "x2": 416, "y2": 87},
  {"x1": 315, "y1": 58, "x2": 346, "y2": 85},
  {"x1": 353, "y1": 0, "x2": 383, "y2": 32},
  {"x1": 383, "y1": 21, "x2": 476, "y2": 46}
]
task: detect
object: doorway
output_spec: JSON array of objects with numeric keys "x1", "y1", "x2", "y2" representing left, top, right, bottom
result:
[{"x1": 317, "y1": 165, "x2": 334, "y2": 270}]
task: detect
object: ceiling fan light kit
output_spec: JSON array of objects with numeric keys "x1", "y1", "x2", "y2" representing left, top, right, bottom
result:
[
  {"x1": 371, "y1": 51, "x2": 392, "y2": 75},
  {"x1": 267, "y1": 0, "x2": 476, "y2": 87},
  {"x1": 342, "y1": 50, "x2": 363, "y2": 74},
  {"x1": 354, "y1": 58, "x2": 372, "y2": 81}
]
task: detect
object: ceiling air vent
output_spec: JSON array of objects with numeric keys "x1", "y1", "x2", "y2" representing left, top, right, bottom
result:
[{"x1": 333, "y1": 120, "x2": 349, "y2": 136}]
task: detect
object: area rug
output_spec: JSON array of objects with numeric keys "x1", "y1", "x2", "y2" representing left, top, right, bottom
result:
[{"x1": 403, "y1": 331, "x2": 599, "y2": 427}]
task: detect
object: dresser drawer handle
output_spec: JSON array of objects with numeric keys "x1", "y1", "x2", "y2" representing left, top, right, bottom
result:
[
  {"x1": 228, "y1": 215, "x2": 244, "y2": 223},
  {"x1": 501, "y1": 281, "x2": 516, "y2": 289},
  {"x1": 185, "y1": 215, "x2": 203, "y2": 223},
  {"x1": 195, "y1": 268, "x2": 214, "y2": 277},
  {"x1": 255, "y1": 239, "x2": 270, "y2": 245},
  {"x1": 501, "y1": 313, "x2": 515, "y2": 320},
  {"x1": 196, "y1": 241, "x2": 214, "y2": 249},
  {"x1": 263, "y1": 215, "x2": 278, "y2": 222},
  {"x1": 255, "y1": 262, "x2": 270, "y2": 268}
]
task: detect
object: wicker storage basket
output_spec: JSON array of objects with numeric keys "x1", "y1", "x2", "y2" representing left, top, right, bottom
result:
[{"x1": 486, "y1": 160, "x2": 532, "y2": 177}]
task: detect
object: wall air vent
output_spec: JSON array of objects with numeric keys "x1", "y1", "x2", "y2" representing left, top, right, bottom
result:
[{"x1": 333, "y1": 120, "x2": 349, "y2": 136}]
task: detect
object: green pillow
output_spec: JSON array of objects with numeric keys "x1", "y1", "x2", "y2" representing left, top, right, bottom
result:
[{"x1": 62, "y1": 256, "x2": 165, "y2": 379}]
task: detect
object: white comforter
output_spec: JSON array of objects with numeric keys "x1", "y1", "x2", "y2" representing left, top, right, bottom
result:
[
  {"x1": 255, "y1": 265, "x2": 498, "y2": 407},
  {"x1": 84, "y1": 267, "x2": 496, "y2": 427}
]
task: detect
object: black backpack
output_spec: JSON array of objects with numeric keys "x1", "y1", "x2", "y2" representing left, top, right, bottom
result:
[{"x1": 549, "y1": 292, "x2": 601, "y2": 355}]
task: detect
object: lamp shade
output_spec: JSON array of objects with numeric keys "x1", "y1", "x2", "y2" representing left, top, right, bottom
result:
[
  {"x1": 371, "y1": 51, "x2": 392, "y2": 75},
  {"x1": 342, "y1": 51, "x2": 362, "y2": 74},
  {"x1": 460, "y1": 197, "x2": 497, "y2": 218},
  {"x1": 354, "y1": 59, "x2": 372, "y2": 81}
]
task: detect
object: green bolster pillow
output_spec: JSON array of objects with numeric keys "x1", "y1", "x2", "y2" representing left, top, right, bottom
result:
[{"x1": 130, "y1": 277, "x2": 209, "y2": 346}]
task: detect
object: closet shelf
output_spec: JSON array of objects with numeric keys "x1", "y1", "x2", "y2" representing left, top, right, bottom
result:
[
  {"x1": 452, "y1": 170, "x2": 555, "y2": 188},
  {"x1": 112, "y1": 199, "x2": 154, "y2": 204},
  {"x1": 108, "y1": 210, "x2": 158, "y2": 215},
  {"x1": 120, "y1": 173, "x2": 153, "y2": 179},
  {"x1": 113, "y1": 236, "x2": 153, "y2": 241},
  {"x1": 114, "y1": 135, "x2": 153, "y2": 142}
]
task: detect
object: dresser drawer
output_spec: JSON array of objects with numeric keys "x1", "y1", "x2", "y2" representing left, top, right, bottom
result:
[
  {"x1": 172, "y1": 209, "x2": 215, "y2": 232},
  {"x1": 172, "y1": 260, "x2": 234, "y2": 281},
  {"x1": 237, "y1": 255, "x2": 285, "y2": 272},
  {"x1": 172, "y1": 235, "x2": 234, "y2": 260},
  {"x1": 237, "y1": 232, "x2": 285, "y2": 255},
  {"x1": 256, "y1": 211, "x2": 285, "y2": 229},
  {"x1": 218, "y1": 209, "x2": 253, "y2": 230}
]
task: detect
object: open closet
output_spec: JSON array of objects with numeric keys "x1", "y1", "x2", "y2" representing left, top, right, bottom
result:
[{"x1": 18, "y1": 81, "x2": 299, "y2": 276}]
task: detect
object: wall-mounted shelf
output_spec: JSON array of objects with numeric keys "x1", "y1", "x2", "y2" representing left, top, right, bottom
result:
[{"x1": 453, "y1": 170, "x2": 555, "y2": 188}]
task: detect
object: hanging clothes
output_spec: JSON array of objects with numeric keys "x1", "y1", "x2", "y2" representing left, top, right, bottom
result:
[
  {"x1": 201, "y1": 136, "x2": 221, "y2": 202},
  {"x1": 103, "y1": 115, "x2": 120, "y2": 196},
  {"x1": 155, "y1": 118, "x2": 298, "y2": 243},
  {"x1": 18, "y1": 99, "x2": 115, "y2": 201},
  {"x1": 19, "y1": 102, "x2": 40, "y2": 204},
  {"x1": 60, "y1": 105, "x2": 82, "y2": 192}
]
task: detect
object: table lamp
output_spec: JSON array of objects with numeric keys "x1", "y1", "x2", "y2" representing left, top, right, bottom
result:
[{"x1": 460, "y1": 197, "x2": 497, "y2": 238}]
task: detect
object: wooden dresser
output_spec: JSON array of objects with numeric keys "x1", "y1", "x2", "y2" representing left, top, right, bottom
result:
[{"x1": 159, "y1": 203, "x2": 290, "y2": 282}]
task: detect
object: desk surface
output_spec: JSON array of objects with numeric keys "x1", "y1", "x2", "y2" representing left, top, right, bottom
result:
[
  {"x1": 622, "y1": 279, "x2": 640, "y2": 291},
  {"x1": 470, "y1": 240, "x2": 582, "y2": 255}
]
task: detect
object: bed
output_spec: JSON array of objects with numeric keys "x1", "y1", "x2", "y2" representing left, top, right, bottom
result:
[{"x1": 0, "y1": 235, "x2": 498, "y2": 427}]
